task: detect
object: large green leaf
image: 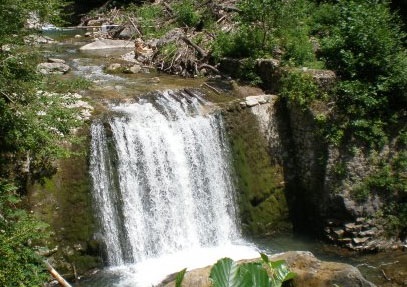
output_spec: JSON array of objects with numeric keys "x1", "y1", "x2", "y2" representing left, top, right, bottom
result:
[
  {"x1": 260, "y1": 254, "x2": 296, "y2": 287},
  {"x1": 175, "y1": 268, "x2": 187, "y2": 287},
  {"x1": 209, "y1": 257, "x2": 245, "y2": 287},
  {"x1": 240, "y1": 262, "x2": 270, "y2": 287}
]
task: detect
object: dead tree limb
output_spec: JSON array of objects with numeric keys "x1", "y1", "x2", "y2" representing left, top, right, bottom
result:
[
  {"x1": 127, "y1": 17, "x2": 143, "y2": 37},
  {"x1": 44, "y1": 261, "x2": 72, "y2": 287},
  {"x1": 199, "y1": 63, "x2": 220, "y2": 74},
  {"x1": 180, "y1": 36, "x2": 207, "y2": 58}
]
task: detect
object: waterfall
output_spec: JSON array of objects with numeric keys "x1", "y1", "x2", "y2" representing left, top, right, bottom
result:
[{"x1": 90, "y1": 90, "x2": 242, "y2": 268}]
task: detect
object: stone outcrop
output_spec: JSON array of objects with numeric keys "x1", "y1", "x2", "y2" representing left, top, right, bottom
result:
[{"x1": 158, "y1": 251, "x2": 376, "y2": 287}]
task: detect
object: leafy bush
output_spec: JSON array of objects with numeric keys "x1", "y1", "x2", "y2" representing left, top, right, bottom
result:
[
  {"x1": 173, "y1": 0, "x2": 202, "y2": 28},
  {"x1": 318, "y1": 0, "x2": 407, "y2": 147},
  {"x1": 280, "y1": 70, "x2": 320, "y2": 109},
  {"x1": 0, "y1": 182, "x2": 49, "y2": 287},
  {"x1": 130, "y1": 3, "x2": 167, "y2": 39}
]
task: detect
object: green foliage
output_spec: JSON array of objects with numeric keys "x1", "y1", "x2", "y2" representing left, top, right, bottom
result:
[
  {"x1": 0, "y1": 181, "x2": 49, "y2": 287},
  {"x1": 0, "y1": 0, "x2": 65, "y2": 45},
  {"x1": 127, "y1": 3, "x2": 168, "y2": 39},
  {"x1": 280, "y1": 70, "x2": 320, "y2": 109},
  {"x1": 317, "y1": 0, "x2": 407, "y2": 147},
  {"x1": 207, "y1": 254, "x2": 295, "y2": 287},
  {"x1": 41, "y1": 75, "x2": 92, "y2": 94},
  {"x1": 0, "y1": 0, "x2": 83, "y2": 179},
  {"x1": 173, "y1": 0, "x2": 202, "y2": 28}
]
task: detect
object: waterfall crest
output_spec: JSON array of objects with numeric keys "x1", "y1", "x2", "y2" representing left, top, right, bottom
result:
[{"x1": 90, "y1": 90, "x2": 240, "y2": 266}]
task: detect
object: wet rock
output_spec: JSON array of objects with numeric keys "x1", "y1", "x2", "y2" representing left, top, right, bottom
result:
[
  {"x1": 123, "y1": 64, "x2": 142, "y2": 74},
  {"x1": 79, "y1": 39, "x2": 133, "y2": 50},
  {"x1": 37, "y1": 62, "x2": 70, "y2": 75},
  {"x1": 106, "y1": 63, "x2": 122, "y2": 72}
]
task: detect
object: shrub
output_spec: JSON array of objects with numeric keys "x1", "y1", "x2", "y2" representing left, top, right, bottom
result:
[
  {"x1": 173, "y1": 0, "x2": 202, "y2": 28},
  {"x1": 0, "y1": 182, "x2": 50, "y2": 287},
  {"x1": 280, "y1": 70, "x2": 319, "y2": 109},
  {"x1": 317, "y1": 0, "x2": 407, "y2": 147}
]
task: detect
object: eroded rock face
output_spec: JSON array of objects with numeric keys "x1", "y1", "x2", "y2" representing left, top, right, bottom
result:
[{"x1": 158, "y1": 251, "x2": 376, "y2": 287}]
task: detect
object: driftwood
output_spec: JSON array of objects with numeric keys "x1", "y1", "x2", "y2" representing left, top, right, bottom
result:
[
  {"x1": 199, "y1": 63, "x2": 220, "y2": 74},
  {"x1": 180, "y1": 36, "x2": 207, "y2": 58},
  {"x1": 44, "y1": 261, "x2": 72, "y2": 287}
]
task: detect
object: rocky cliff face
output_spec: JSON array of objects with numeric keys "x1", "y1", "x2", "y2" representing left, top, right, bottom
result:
[{"x1": 240, "y1": 90, "x2": 404, "y2": 251}]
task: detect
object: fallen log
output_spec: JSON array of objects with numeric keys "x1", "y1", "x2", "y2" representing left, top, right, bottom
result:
[{"x1": 44, "y1": 261, "x2": 72, "y2": 287}]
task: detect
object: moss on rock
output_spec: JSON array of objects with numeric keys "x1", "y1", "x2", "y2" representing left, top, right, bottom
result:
[
  {"x1": 27, "y1": 126, "x2": 102, "y2": 278},
  {"x1": 223, "y1": 107, "x2": 290, "y2": 235}
]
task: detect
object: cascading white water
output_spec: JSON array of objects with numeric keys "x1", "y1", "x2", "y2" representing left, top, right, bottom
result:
[{"x1": 90, "y1": 90, "x2": 255, "y2": 283}]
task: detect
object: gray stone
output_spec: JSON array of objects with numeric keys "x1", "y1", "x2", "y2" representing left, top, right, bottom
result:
[
  {"x1": 37, "y1": 62, "x2": 70, "y2": 75},
  {"x1": 79, "y1": 39, "x2": 133, "y2": 50},
  {"x1": 118, "y1": 26, "x2": 137, "y2": 39}
]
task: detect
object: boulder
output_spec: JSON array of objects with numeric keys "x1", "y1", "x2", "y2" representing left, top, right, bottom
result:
[
  {"x1": 158, "y1": 251, "x2": 375, "y2": 287},
  {"x1": 37, "y1": 62, "x2": 70, "y2": 75},
  {"x1": 79, "y1": 39, "x2": 133, "y2": 50},
  {"x1": 106, "y1": 63, "x2": 123, "y2": 72},
  {"x1": 125, "y1": 64, "x2": 142, "y2": 74}
]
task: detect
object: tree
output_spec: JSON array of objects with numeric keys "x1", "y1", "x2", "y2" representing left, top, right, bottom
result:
[{"x1": 0, "y1": 0, "x2": 82, "y2": 285}]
